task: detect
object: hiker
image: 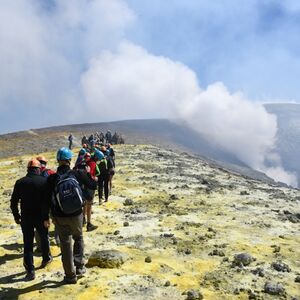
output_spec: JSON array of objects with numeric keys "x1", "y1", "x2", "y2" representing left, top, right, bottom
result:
[
  {"x1": 68, "y1": 133, "x2": 73, "y2": 150},
  {"x1": 10, "y1": 159, "x2": 52, "y2": 281},
  {"x1": 105, "y1": 130, "x2": 112, "y2": 144},
  {"x1": 74, "y1": 148, "x2": 87, "y2": 169},
  {"x1": 81, "y1": 135, "x2": 88, "y2": 146},
  {"x1": 98, "y1": 146, "x2": 113, "y2": 204},
  {"x1": 99, "y1": 132, "x2": 104, "y2": 143},
  {"x1": 35, "y1": 156, "x2": 57, "y2": 251},
  {"x1": 42, "y1": 147, "x2": 97, "y2": 284},
  {"x1": 106, "y1": 144, "x2": 115, "y2": 194},
  {"x1": 82, "y1": 149, "x2": 104, "y2": 231},
  {"x1": 36, "y1": 155, "x2": 55, "y2": 177}
]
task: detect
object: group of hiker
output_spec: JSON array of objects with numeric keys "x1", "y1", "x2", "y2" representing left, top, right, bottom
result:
[
  {"x1": 10, "y1": 139, "x2": 116, "y2": 284},
  {"x1": 81, "y1": 130, "x2": 124, "y2": 149}
]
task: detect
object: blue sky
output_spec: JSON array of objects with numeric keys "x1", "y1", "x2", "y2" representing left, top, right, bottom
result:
[
  {"x1": 1, "y1": 0, "x2": 300, "y2": 134},
  {"x1": 126, "y1": 0, "x2": 300, "y2": 100}
]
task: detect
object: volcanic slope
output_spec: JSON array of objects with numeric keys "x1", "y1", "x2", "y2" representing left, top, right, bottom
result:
[{"x1": 0, "y1": 144, "x2": 299, "y2": 300}]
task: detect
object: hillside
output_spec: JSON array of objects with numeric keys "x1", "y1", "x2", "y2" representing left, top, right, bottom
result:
[
  {"x1": 0, "y1": 119, "x2": 275, "y2": 185},
  {"x1": 0, "y1": 144, "x2": 299, "y2": 299}
]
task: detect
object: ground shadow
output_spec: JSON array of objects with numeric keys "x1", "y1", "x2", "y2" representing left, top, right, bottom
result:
[
  {"x1": 0, "y1": 242, "x2": 23, "y2": 252},
  {"x1": 0, "y1": 253, "x2": 23, "y2": 267},
  {"x1": 0, "y1": 279, "x2": 64, "y2": 300}
]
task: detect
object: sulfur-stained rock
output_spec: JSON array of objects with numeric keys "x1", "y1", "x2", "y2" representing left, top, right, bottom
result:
[
  {"x1": 271, "y1": 261, "x2": 291, "y2": 272},
  {"x1": 124, "y1": 198, "x2": 134, "y2": 206},
  {"x1": 233, "y1": 253, "x2": 254, "y2": 266},
  {"x1": 86, "y1": 250, "x2": 127, "y2": 268},
  {"x1": 186, "y1": 289, "x2": 203, "y2": 300},
  {"x1": 264, "y1": 282, "x2": 285, "y2": 295}
]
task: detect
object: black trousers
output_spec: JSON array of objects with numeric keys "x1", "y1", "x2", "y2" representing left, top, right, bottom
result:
[
  {"x1": 21, "y1": 216, "x2": 51, "y2": 272},
  {"x1": 98, "y1": 174, "x2": 109, "y2": 200}
]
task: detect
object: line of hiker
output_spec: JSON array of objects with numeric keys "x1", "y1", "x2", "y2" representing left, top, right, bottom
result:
[
  {"x1": 81, "y1": 130, "x2": 125, "y2": 149},
  {"x1": 10, "y1": 144, "x2": 116, "y2": 284}
]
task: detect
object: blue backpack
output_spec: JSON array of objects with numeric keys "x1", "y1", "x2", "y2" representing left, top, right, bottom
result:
[{"x1": 54, "y1": 171, "x2": 83, "y2": 214}]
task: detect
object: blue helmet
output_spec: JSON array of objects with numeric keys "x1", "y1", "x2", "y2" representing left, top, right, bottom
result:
[
  {"x1": 79, "y1": 148, "x2": 87, "y2": 156},
  {"x1": 94, "y1": 149, "x2": 104, "y2": 160},
  {"x1": 57, "y1": 147, "x2": 73, "y2": 161}
]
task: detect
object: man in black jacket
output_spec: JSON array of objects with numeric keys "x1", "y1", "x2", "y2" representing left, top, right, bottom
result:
[
  {"x1": 10, "y1": 159, "x2": 52, "y2": 281},
  {"x1": 42, "y1": 147, "x2": 97, "y2": 284}
]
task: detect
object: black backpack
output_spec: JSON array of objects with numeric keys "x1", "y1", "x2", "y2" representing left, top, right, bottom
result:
[{"x1": 54, "y1": 171, "x2": 83, "y2": 214}]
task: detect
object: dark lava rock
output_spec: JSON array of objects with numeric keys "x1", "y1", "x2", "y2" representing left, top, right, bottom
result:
[
  {"x1": 161, "y1": 233, "x2": 174, "y2": 238},
  {"x1": 240, "y1": 191, "x2": 250, "y2": 195},
  {"x1": 123, "y1": 198, "x2": 133, "y2": 206},
  {"x1": 186, "y1": 290, "x2": 203, "y2": 300},
  {"x1": 87, "y1": 250, "x2": 127, "y2": 268},
  {"x1": 294, "y1": 275, "x2": 300, "y2": 283},
  {"x1": 2, "y1": 189, "x2": 12, "y2": 196},
  {"x1": 185, "y1": 249, "x2": 192, "y2": 255},
  {"x1": 271, "y1": 261, "x2": 291, "y2": 272},
  {"x1": 124, "y1": 198, "x2": 134, "y2": 206},
  {"x1": 114, "y1": 230, "x2": 120, "y2": 235},
  {"x1": 170, "y1": 194, "x2": 179, "y2": 200},
  {"x1": 233, "y1": 253, "x2": 254, "y2": 266},
  {"x1": 271, "y1": 245, "x2": 280, "y2": 253},
  {"x1": 145, "y1": 256, "x2": 152, "y2": 263},
  {"x1": 164, "y1": 280, "x2": 171, "y2": 287},
  {"x1": 123, "y1": 221, "x2": 129, "y2": 227},
  {"x1": 209, "y1": 249, "x2": 225, "y2": 257},
  {"x1": 252, "y1": 267, "x2": 265, "y2": 277},
  {"x1": 264, "y1": 282, "x2": 285, "y2": 295}
]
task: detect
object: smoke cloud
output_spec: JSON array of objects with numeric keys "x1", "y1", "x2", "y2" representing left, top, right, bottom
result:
[{"x1": 0, "y1": 0, "x2": 297, "y2": 186}]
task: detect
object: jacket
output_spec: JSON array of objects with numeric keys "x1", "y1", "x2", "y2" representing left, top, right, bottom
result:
[{"x1": 10, "y1": 170, "x2": 47, "y2": 221}]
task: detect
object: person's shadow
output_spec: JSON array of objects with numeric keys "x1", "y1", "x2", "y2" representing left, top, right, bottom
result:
[{"x1": 0, "y1": 271, "x2": 64, "y2": 300}]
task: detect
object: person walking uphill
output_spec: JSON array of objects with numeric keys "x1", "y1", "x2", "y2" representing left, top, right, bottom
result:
[
  {"x1": 68, "y1": 133, "x2": 73, "y2": 150},
  {"x1": 10, "y1": 159, "x2": 52, "y2": 281},
  {"x1": 42, "y1": 147, "x2": 97, "y2": 284},
  {"x1": 98, "y1": 146, "x2": 114, "y2": 204}
]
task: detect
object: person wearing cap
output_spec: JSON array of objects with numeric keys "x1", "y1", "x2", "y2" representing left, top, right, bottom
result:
[
  {"x1": 35, "y1": 155, "x2": 58, "y2": 250},
  {"x1": 42, "y1": 147, "x2": 97, "y2": 284},
  {"x1": 36, "y1": 155, "x2": 55, "y2": 177},
  {"x1": 10, "y1": 159, "x2": 52, "y2": 281}
]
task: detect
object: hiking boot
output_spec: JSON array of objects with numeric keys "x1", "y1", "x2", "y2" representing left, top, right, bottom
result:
[
  {"x1": 25, "y1": 271, "x2": 35, "y2": 281},
  {"x1": 63, "y1": 276, "x2": 77, "y2": 284},
  {"x1": 86, "y1": 223, "x2": 98, "y2": 232},
  {"x1": 40, "y1": 256, "x2": 53, "y2": 268},
  {"x1": 76, "y1": 266, "x2": 86, "y2": 276},
  {"x1": 104, "y1": 198, "x2": 108, "y2": 202}
]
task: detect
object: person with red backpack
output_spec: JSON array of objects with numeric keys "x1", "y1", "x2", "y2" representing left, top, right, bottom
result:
[
  {"x1": 42, "y1": 147, "x2": 97, "y2": 284},
  {"x1": 36, "y1": 156, "x2": 56, "y2": 177}
]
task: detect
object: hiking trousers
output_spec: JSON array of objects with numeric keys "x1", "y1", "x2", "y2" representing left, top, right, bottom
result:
[
  {"x1": 53, "y1": 214, "x2": 84, "y2": 279},
  {"x1": 21, "y1": 216, "x2": 51, "y2": 272},
  {"x1": 98, "y1": 174, "x2": 109, "y2": 200}
]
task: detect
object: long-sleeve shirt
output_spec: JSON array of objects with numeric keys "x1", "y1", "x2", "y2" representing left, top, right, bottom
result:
[{"x1": 10, "y1": 171, "x2": 47, "y2": 220}]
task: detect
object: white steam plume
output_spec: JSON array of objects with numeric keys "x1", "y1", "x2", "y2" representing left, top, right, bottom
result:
[{"x1": 80, "y1": 42, "x2": 297, "y2": 186}]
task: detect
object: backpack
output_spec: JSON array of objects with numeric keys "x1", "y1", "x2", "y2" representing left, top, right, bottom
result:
[{"x1": 54, "y1": 171, "x2": 83, "y2": 214}]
